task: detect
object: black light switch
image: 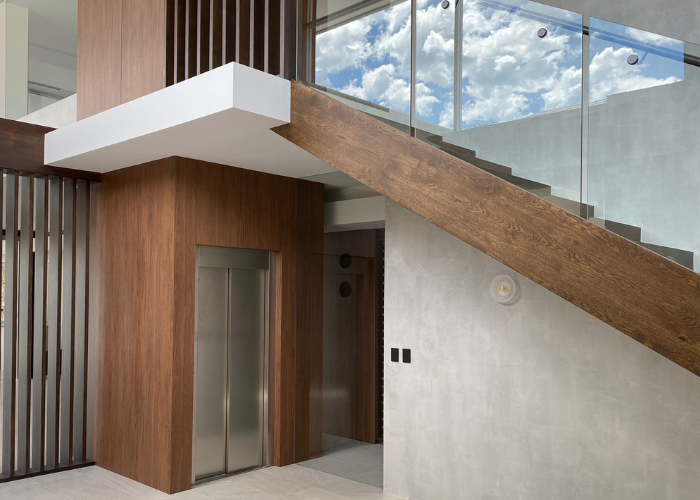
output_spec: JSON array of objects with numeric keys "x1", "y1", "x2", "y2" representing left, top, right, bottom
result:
[
  {"x1": 402, "y1": 349, "x2": 411, "y2": 364},
  {"x1": 390, "y1": 348, "x2": 399, "y2": 362}
]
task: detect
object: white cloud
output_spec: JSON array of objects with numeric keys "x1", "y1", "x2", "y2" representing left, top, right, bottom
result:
[
  {"x1": 314, "y1": 0, "x2": 681, "y2": 128},
  {"x1": 589, "y1": 46, "x2": 679, "y2": 102}
]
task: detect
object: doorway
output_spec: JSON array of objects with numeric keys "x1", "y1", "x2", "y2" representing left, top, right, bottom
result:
[
  {"x1": 301, "y1": 229, "x2": 385, "y2": 488},
  {"x1": 192, "y1": 246, "x2": 270, "y2": 484}
]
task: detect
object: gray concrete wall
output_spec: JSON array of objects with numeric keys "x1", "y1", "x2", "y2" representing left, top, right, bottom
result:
[
  {"x1": 536, "y1": 0, "x2": 700, "y2": 46},
  {"x1": 384, "y1": 201, "x2": 700, "y2": 500}
]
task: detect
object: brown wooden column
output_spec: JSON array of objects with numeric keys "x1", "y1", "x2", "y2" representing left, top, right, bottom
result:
[{"x1": 97, "y1": 157, "x2": 323, "y2": 493}]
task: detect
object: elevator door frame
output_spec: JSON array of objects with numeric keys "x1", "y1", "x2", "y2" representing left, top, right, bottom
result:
[{"x1": 193, "y1": 246, "x2": 271, "y2": 485}]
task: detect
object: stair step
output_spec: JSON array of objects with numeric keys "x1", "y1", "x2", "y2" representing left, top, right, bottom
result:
[
  {"x1": 589, "y1": 218, "x2": 642, "y2": 242},
  {"x1": 639, "y1": 242, "x2": 694, "y2": 270},
  {"x1": 542, "y1": 195, "x2": 595, "y2": 217}
]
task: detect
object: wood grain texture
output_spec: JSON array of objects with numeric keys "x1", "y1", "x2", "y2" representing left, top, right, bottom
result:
[
  {"x1": 78, "y1": 0, "x2": 122, "y2": 120},
  {"x1": 0, "y1": 119, "x2": 101, "y2": 181},
  {"x1": 121, "y1": 0, "x2": 168, "y2": 105},
  {"x1": 98, "y1": 157, "x2": 324, "y2": 493},
  {"x1": 274, "y1": 80, "x2": 700, "y2": 378}
]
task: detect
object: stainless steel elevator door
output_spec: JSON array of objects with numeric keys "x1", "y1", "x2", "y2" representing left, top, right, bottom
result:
[
  {"x1": 227, "y1": 268, "x2": 266, "y2": 473},
  {"x1": 194, "y1": 247, "x2": 269, "y2": 483},
  {"x1": 194, "y1": 267, "x2": 229, "y2": 480}
]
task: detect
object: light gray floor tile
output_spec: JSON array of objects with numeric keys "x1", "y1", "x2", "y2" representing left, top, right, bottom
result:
[
  {"x1": 80, "y1": 466, "x2": 170, "y2": 499},
  {"x1": 298, "y1": 458, "x2": 372, "y2": 481},
  {"x1": 0, "y1": 477, "x2": 38, "y2": 493},
  {"x1": 230, "y1": 470, "x2": 310, "y2": 498},
  {"x1": 316, "y1": 476, "x2": 386, "y2": 500},
  {"x1": 39, "y1": 475, "x2": 139, "y2": 500},
  {"x1": 32, "y1": 469, "x2": 87, "y2": 484},
  {"x1": 0, "y1": 483, "x2": 71, "y2": 500},
  {"x1": 281, "y1": 487, "x2": 348, "y2": 500},
  {"x1": 262, "y1": 465, "x2": 344, "y2": 488},
  {"x1": 345, "y1": 470, "x2": 382, "y2": 490}
]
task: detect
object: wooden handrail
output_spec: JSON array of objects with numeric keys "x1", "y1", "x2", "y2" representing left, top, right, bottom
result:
[{"x1": 274, "y1": 80, "x2": 700, "y2": 377}]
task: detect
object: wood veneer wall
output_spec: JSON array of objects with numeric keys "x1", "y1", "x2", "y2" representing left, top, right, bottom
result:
[
  {"x1": 78, "y1": 0, "x2": 167, "y2": 120},
  {"x1": 274, "y1": 80, "x2": 700, "y2": 379},
  {"x1": 97, "y1": 157, "x2": 324, "y2": 493}
]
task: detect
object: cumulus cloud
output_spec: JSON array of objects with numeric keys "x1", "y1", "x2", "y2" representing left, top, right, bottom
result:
[
  {"x1": 314, "y1": 0, "x2": 682, "y2": 129},
  {"x1": 589, "y1": 46, "x2": 679, "y2": 102}
]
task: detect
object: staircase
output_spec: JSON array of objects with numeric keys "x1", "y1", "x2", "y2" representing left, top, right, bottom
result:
[
  {"x1": 423, "y1": 134, "x2": 695, "y2": 270},
  {"x1": 274, "y1": 80, "x2": 700, "y2": 378}
]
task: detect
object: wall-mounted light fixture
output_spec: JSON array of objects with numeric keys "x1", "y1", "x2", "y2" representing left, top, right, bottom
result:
[
  {"x1": 490, "y1": 275, "x2": 519, "y2": 305},
  {"x1": 627, "y1": 54, "x2": 640, "y2": 65},
  {"x1": 537, "y1": 28, "x2": 548, "y2": 38}
]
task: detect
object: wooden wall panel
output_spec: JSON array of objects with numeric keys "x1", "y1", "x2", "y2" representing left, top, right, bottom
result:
[
  {"x1": 275, "y1": 80, "x2": 700, "y2": 378},
  {"x1": 77, "y1": 0, "x2": 123, "y2": 120},
  {"x1": 98, "y1": 157, "x2": 324, "y2": 493},
  {"x1": 97, "y1": 160, "x2": 178, "y2": 492},
  {"x1": 121, "y1": 0, "x2": 168, "y2": 106}
]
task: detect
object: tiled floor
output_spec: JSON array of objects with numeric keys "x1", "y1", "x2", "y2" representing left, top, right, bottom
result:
[
  {"x1": 0, "y1": 463, "x2": 397, "y2": 500},
  {"x1": 298, "y1": 434, "x2": 383, "y2": 489}
]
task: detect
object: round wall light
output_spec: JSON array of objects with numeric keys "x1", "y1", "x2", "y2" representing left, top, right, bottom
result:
[
  {"x1": 537, "y1": 28, "x2": 548, "y2": 38},
  {"x1": 490, "y1": 275, "x2": 519, "y2": 305},
  {"x1": 627, "y1": 54, "x2": 640, "y2": 65}
]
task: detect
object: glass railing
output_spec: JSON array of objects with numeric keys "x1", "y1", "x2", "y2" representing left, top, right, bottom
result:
[
  {"x1": 299, "y1": 0, "x2": 700, "y2": 273},
  {"x1": 587, "y1": 18, "x2": 699, "y2": 271},
  {"x1": 0, "y1": 0, "x2": 77, "y2": 121}
]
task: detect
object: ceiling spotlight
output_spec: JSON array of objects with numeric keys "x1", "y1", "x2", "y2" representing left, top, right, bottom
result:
[
  {"x1": 537, "y1": 28, "x2": 548, "y2": 38},
  {"x1": 490, "y1": 275, "x2": 519, "y2": 305},
  {"x1": 627, "y1": 54, "x2": 640, "y2": 65}
]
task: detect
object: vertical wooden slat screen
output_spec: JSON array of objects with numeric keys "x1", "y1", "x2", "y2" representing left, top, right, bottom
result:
[
  {"x1": 17, "y1": 175, "x2": 33, "y2": 475},
  {"x1": 167, "y1": 0, "x2": 292, "y2": 84},
  {"x1": 198, "y1": 0, "x2": 211, "y2": 73},
  {"x1": 211, "y1": 0, "x2": 224, "y2": 69},
  {"x1": 0, "y1": 174, "x2": 98, "y2": 481}
]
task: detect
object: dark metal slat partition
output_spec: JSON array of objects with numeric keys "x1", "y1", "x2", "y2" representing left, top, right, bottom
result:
[
  {"x1": 167, "y1": 0, "x2": 294, "y2": 84},
  {"x1": 0, "y1": 173, "x2": 98, "y2": 481}
]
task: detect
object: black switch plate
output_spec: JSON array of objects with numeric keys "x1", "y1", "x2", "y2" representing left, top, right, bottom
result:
[
  {"x1": 390, "y1": 348, "x2": 399, "y2": 362},
  {"x1": 402, "y1": 349, "x2": 411, "y2": 363}
]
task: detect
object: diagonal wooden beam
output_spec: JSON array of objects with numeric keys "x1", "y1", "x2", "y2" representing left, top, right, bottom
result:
[{"x1": 274, "y1": 80, "x2": 700, "y2": 377}]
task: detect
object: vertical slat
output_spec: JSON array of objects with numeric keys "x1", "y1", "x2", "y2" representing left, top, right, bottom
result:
[
  {"x1": 186, "y1": 0, "x2": 199, "y2": 78},
  {"x1": 2, "y1": 172, "x2": 19, "y2": 478},
  {"x1": 72, "y1": 181, "x2": 88, "y2": 463},
  {"x1": 211, "y1": 0, "x2": 224, "y2": 69},
  {"x1": 176, "y1": 0, "x2": 187, "y2": 82},
  {"x1": 237, "y1": 0, "x2": 250, "y2": 66},
  {"x1": 30, "y1": 176, "x2": 48, "y2": 472},
  {"x1": 166, "y1": 0, "x2": 176, "y2": 86},
  {"x1": 17, "y1": 174, "x2": 33, "y2": 475},
  {"x1": 198, "y1": 0, "x2": 211, "y2": 73},
  {"x1": 45, "y1": 176, "x2": 62, "y2": 470},
  {"x1": 224, "y1": 0, "x2": 236, "y2": 64},
  {"x1": 0, "y1": 172, "x2": 10, "y2": 478},
  {"x1": 85, "y1": 183, "x2": 98, "y2": 462},
  {"x1": 268, "y1": 0, "x2": 281, "y2": 75},
  {"x1": 58, "y1": 178, "x2": 74, "y2": 466},
  {"x1": 251, "y1": 0, "x2": 265, "y2": 70}
]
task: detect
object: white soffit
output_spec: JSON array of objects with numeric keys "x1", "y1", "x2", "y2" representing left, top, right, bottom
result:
[{"x1": 44, "y1": 63, "x2": 335, "y2": 177}]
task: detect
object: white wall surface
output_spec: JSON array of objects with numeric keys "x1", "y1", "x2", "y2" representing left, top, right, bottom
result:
[
  {"x1": 19, "y1": 92, "x2": 76, "y2": 128},
  {"x1": 384, "y1": 201, "x2": 700, "y2": 500},
  {"x1": 0, "y1": 1, "x2": 28, "y2": 119}
]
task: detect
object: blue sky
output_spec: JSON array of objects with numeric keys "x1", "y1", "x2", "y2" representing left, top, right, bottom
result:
[{"x1": 315, "y1": 0, "x2": 685, "y2": 129}]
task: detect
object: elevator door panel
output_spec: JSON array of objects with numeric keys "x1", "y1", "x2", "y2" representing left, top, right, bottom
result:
[
  {"x1": 227, "y1": 268, "x2": 266, "y2": 473},
  {"x1": 194, "y1": 267, "x2": 229, "y2": 479}
]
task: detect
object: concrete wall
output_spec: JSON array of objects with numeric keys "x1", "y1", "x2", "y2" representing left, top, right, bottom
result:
[{"x1": 384, "y1": 201, "x2": 700, "y2": 500}]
